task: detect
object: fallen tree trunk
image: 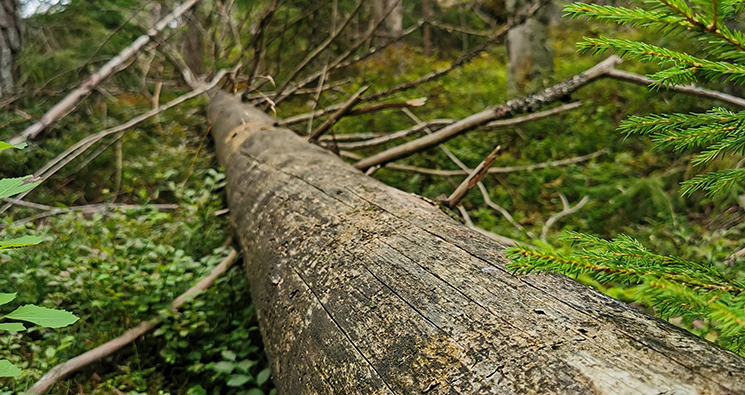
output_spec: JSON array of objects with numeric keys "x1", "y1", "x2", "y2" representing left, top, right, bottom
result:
[{"x1": 208, "y1": 91, "x2": 745, "y2": 394}]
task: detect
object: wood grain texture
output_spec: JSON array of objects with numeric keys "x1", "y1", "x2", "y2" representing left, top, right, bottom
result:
[{"x1": 208, "y1": 91, "x2": 745, "y2": 395}]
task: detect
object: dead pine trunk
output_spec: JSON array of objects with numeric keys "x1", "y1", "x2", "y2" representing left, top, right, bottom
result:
[
  {"x1": 208, "y1": 90, "x2": 745, "y2": 394},
  {"x1": 0, "y1": 0, "x2": 21, "y2": 97}
]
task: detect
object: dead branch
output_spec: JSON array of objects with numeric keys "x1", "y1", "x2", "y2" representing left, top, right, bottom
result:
[
  {"x1": 605, "y1": 68, "x2": 745, "y2": 108},
  {"x1": 324, "y1": 119, "x2": 454, "y2": 150},
  {"x1": 456, "y1": 204, "x2": 520, "y2": 247},
  {"x1": 380, "y1": 149, "x2": 608, "y2": 176},
  {"x1": 271, "y1": 2, "x2": 410, "y2": 106},
  {"x1": 272, "y1": 0, "x2": 364, "y2": 102},
  {"x1": 278, "y1": 96, "x2": 427, "y2": 126},
  {"x1": 354, "y1": 56, "x2": 623, "y2": 170},
  {"x1": 308, "y1": 85, "x2": 369, "y2": 142},
  {"x1": 26, "y1": 248, "x2": 239, "y2": 395},
  {"x1": 245, "y1": 0, "x2": 278, "y2": 88},
  {"x1": 427, "y1": 20, "x2": 491, "y2": 37},
  {"x1": 0, "y1": 69, "x2": 231, "y2": 215},
  {"x1": 540, "y1": 193, "x2": 590, "y2": 243},
  {"x1": 9, "y1": 0, "x2": 202, "y2": 145},
  {"x1": 8, "y1": 203, "x2": 180, "y2": 227},
  {"x1": 360, "y1": 0, "x2": 550, "y2": 103},
  {"x1": 447, "y1": 145, "x2": 501, "y2": 208}
]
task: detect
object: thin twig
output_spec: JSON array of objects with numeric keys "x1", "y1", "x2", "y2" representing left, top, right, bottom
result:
[
  {"x1": 456, "y1": 205, "x2": 519, "y2": 247},
  {"x1": 308, "y1": 86, "x2": 369, "y2": 142},
  {"x1": 447, "y1": 145, "x2": 501, "y2": 207},
  {"x1": 540, "y1": 194, "x2": 590, "y2": 243},
  {"x1": 0, "y1": 69, "x2": 232, "y2": 215},
  {"x1": 10, "y1": 0, "x2": 202, "y2": 145}
]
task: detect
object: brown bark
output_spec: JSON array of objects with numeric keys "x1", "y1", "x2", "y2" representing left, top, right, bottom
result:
[
  {"x1": 208, "y1": 90, "x2": 745, "y2": 394},
  {"x1": 0, "y1": 0, "x2": 21, "y2": 97}
]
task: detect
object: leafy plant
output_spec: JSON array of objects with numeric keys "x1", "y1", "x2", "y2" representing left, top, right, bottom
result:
[
  {"x1": 508, "y1": 0, "x2": 745, "y2": 355},
  {"x1": 0, "y1": 142, "x2": 78, "y2": 378}
]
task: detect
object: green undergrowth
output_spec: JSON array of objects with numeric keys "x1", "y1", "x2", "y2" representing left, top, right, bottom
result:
[{"x1": 0, "y1": 170, "x2": 273, "y2": 394}]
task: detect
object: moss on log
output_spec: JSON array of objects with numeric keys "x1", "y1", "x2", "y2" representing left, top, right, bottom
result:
[{"x1": 208, "y1": 91, "x2": 745, "y2": 395}]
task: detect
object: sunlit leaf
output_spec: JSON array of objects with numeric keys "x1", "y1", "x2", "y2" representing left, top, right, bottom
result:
[
  {"x1": 0, "y1": 360, "x2": 21, "y2": 377},
  {"x1": 0, "y1": 141, "x2": 26, "y2": 153},
  {"x1": 0, "y1": 236, "x2": 42, "y2": 250},
  {"x1": 0, "y1": 322, "x2": 25, "y2": 332},
  {"x1": 5, "y1": 305, "x2": 78, "y2": 328},
  {"x1": 0, "y1": 293, "x2": 16, "y2": 306},
  {"x1": 227, "y1": 374, "x2": 252, "y2": 387},
  {"x1": 0, "y1": 176, "x2": 41, "y2": 200}
]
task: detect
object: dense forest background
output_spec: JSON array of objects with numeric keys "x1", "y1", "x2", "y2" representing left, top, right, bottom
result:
[{"x1": 0, "y1": 0, "x2": 744, "y2": 393}]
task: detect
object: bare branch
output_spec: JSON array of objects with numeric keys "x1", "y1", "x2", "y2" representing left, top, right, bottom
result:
[
  {"x1": 10, "y1": 0, "x2": 202, "y2": 145},
  {"x1": 456, "y1": 205, "x2": 519, "y2": 247},
  {"x1": 540, "y1": 194, "x2": 590, "y2": 243},
  {"x1": 279, "y1": 96, "x2": 427, "y2": 126},
  {"x1": 0, "y1": 69, "x2": 232, "y2": 214},
  {"x1": 605, "y1": 68, "x2": 745, "y2": 108},
  {"x1": 308, "y1": 85, "x2": 369, "y2": 142},
  {"x1": 379, "y1": 149, "x2": 608, "y2": 176},
  {"x1": 447, "y1": 145, "x2": 501, "y2": 208},
  {"x1": 322, "y1": 119, "x2": 453, "y2": 149},
  {"x1": 272, "y1": 0, "x2": 364, "y2": 101},
  {"x1": 354, "y1": 56, "x2": 622, "y2": 171}
]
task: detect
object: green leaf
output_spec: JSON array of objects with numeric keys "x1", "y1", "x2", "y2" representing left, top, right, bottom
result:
[
  {"x1": 0, "y1": 322, "x2": 25, "y2": 332},
  {"x1": 212, "y1": 361, "x2": 234, "y2": 374},
  {"x1": 226, "y1": 374, "x2": 252, "y2": 387},
  {"x1": 0, "y1": 176, "x2": 41, "y2": 200},
  {"x1": 5, "y1": 305, "x2": 78, "y2": 328},
  {"x1": 0, "y1": 360, "x2": 21, "y2": 377},
  {"x1": 0, "y1": 141, "x2": 26, "y2": 153},
  {"x1": 0, "y1": 236, "x2": 42, "y2": 250},
  {"x1": 221, "y1": 350, "x2": 237, "y2": 361},
  {"x1": 256, "y1": 368, "x2": 271, "y2": 385},
  {"x1": 247, "y1": 389, "x2": 265, "y2": 395},
  {"x1": 0, "y1": 293, "x2": 16, "y2": 306}
]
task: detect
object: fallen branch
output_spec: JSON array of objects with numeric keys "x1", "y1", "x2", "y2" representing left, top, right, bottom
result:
[
  {"x1": 354, "y1": 56, "x2": 623, "y2": 170},
  {"x1": 278, "y1": 96, "x2": 427, "y2": 126},
  {"x1": 379, "y1": 149, "x2": 608, "y2": 176},
  {"x1": 308, "y1": 85, "x2": 369, "y2": 142},
  {"x1": 7, "y1": 203, "x2": 180, "y2": 227},
  {"x1": 447, "y1": 145, "x2": 501, "y2": 208},
  {"x1": 9, "y1": 0, "x2": 202, "y2": 145},
  {"x1": 540, "y1": 193, "x2": 590, "y2": 243},
  {"x1": 0, "y1": 69, "x2": 231, "y2": 215},
  {"x1": 456, "y1": 204, "x2": 520, "y2": 247},
  {"x1": 605, "y1": 68, "x2": 745, "y2": 108},
  {"x1": 272, "y1": 0, "x2": 364, "y2": 102},
  {"x1": 26, "y1": 248, "x2": 239, "y2": 395},
  {"x1": 325, "y1": 119, "x2": 454, "y2": 150}
]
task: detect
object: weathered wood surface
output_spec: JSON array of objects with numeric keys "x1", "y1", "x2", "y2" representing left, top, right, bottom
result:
[{"x1": 208, "y1": 91, "x2": 745, "y2": 395}]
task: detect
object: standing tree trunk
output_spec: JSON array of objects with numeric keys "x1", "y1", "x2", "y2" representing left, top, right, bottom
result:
[
  {"x1": 374, "y1": 0, "x2": 403, "y2": 39},
  {"x1": 506, "y1": 0, "x2": 552, "y2": 93},
  {"x1": 181, "y1": 8, "x2": 205, "y2": 75},
  {"x1": 0, "y1": 0, "x2": 21, "y2": 97},
  {"x1": 423, "y1": 0, "x2": 432, "y2": 56}
]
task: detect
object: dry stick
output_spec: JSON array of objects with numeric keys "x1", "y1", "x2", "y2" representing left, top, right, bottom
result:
[
  {"x1": 27, "y1": 248, "x2": 239, "y2": 395},
  {"x1": 400, "y1": 108, "x2": 527, "y2": 234},
  {"x1": 0, "y1": 70, "x2": 230, "y2": 215},
  {"x1": 308, "y1": 85, "x2": 369, "y2": 142},
  {"x1": 382, "y1": 148, "x2": 607, "y2": 176},
  {"x1": 9, "y1": 0, "x2": 202, "y2": 145},
  {"x1": 355, "y1": 56, "x2": 623, "y2": 171},
  {"x1": 9, "y1": 203, "x2": 181, "y2": 227},
  {"x1": 427, "y1": 20, "x2": 491, "y2": 37},
  {"x1": 324, "y1": 119, "x2": 454, "y2": 150},
  {"x1": 360, "y1": 0, "x2": 549, "y2": 103},
  {"x1": 272, "y1": 0, "x2": 364, "y2": 101},
  {"x1": 245, "y1": 0, "x2": 278, "y2": 88},
  {"x1": 278, "y1": 96, "x2": 427, "y2": 126},
  {"x1": 271, "y1": 0, "x2": 405, "y2": 106},
  {"x1": 447, "y1": 145, "x2": 501, "y2": 208},
  {"x1": 605, "y1": 68, "x2": 745, "y2": 108},
  {"x1": 456, "y1": 204, "x2": 519, "y2": 247},
  {"x1": 306, "y1": 62, "x2": 331, "y2": 135},
  {"x1": 540, "y1": 193, "x2": 590, "y2": 243}
]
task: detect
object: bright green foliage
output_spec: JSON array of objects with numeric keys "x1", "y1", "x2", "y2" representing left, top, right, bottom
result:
[
  {"x1": 508, "y1": 0, "x2": 745, "y2": 355},
  {"x1": 0, "y1": 142, "x2": 78, "y2": 378}
]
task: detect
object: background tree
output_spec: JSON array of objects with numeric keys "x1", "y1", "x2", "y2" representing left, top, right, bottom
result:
[{"x1": 0, "y1": 0, "x2": 21, "y2": 97}]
